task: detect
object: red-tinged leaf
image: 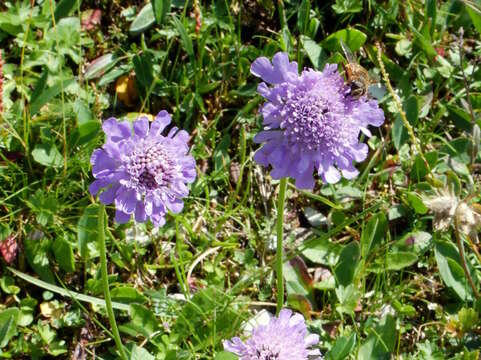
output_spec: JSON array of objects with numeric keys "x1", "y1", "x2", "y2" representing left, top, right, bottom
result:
[{"x1": 0, "y1": 235, "x2": 18, "y2": 264}]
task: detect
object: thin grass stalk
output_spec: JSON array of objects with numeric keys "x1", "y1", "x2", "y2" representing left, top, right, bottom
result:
[
  {"x1": 276, "y1": 177, "x2": 288, "y2": 314},
  {"x1": 376, "y1": 42, "x2": 432, "y2": 179},
  {"x1": 98, "y1": 204, "x2": 128, "y2": 360}
]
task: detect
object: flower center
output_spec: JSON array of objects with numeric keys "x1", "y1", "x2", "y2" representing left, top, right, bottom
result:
[
  {"x1": 126, "y1": 142, "x2": 176, "y2": 193},
  {"x1": 255, "y1": 345, "x2": 279, "y2": 360},
  {"x1": 280, "y1": 91, "x2": 336, "y2": 151}
]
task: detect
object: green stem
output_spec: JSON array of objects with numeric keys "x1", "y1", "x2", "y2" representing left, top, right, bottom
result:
[
  {"x1": 98, "y1": 204, "x2": 128, "y2": 360},
  {"x1": 276, "y1": 178, "x2": 288, "y2": 314}
]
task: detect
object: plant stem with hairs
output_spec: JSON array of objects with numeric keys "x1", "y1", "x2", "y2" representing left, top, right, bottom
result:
[{"x1": 276, "y1": 178, "x2": 288, "y2": 314}]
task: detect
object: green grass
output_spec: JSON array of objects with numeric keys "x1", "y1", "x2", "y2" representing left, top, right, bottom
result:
[{"x1": 0, "y1": 0, "x2": 481, "y2": 359}]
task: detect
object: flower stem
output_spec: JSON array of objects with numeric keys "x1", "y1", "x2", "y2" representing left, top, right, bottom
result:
[
  {"x1": 276, "y1": 178, "x2": 288, "y2": 314},
  {"x1": 98, "y1": 204, "x2": 128, "y2": 360}
]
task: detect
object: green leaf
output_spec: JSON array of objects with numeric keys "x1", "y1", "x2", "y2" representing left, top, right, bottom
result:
[
  {"x1": 84, "y1": 53, "x2": 118, "y2": 80},
  {"x1": 24, "y1": 237, "x2": 55, "y2": 283},
  {"x1": 111, "y1": 286, "x2": 147, "y2": 304},
  {"x1": 214, "y1": 352, "x2": 238, "y2": 360},
  {"x1": 54, "y1": 0, "x2": 79, "y2": 21},
  {"x1": 384, "y1": 251, "x2": 418, "y2": 271},
  {"x1": 332, "y1": 0, "x2": 363, "y2": 14},
  {"x1": 410, "y1": 151, "x2": 438, "y2": 182},
  {"x1": 301, "y1": 35, "x2": 327, "y2": 70},
  {"x1": 172, "y1": 16, "x2": 194, "y2": 61},
  {"x1": 297, "y1": 0, "x2": 310, "y2": 34},
  {"x1": 283, "y1": 257, "x2": 313, "y2": 297},
  {"x1": 129, "y1": 345, "x2": 155, "y2": 360},
  {"x1": 358, "y1": 314, "x2": 396, "y2": 359},
  {"x1": 392, "y1": 114, "x2": 409, "y2": 150},
  {"x1": 0, "y1": 308, "x2": 19, "y2": 348},
  {"x1": 29, "y1": 78, "x2": 75, "y2": 116},
  {"x1": 9, "y1": 267, "x2": 129, "y2": 311},
  {"x1": 335, "y1": 242, "x2": 360, "y2": 286},
  {"x1": 121, "y1": 304, "x2": 159, "y2": 337},
  {"x1": 302, "y1": 237, "x2": 342, "y2": 266},
  {"x1": 77, "y1": 204, "x2": 99, "y2": 260},
  {"x1": 130, "y1": 3, "x2": 156, "y2": 35},
  {"x1": 327, "y1": 333, "x2": 356, "y2": 360},
  {"x1": 434, "y1": 239, "x2": 476, "y2": 301},
  {"x1": 152, "y1": 0, "x2": 172, "y2": 25},
  {"x1": 31, "y1": 144, "x2": 63, "y2": 168},
  {"x1": 395, "y1": 231, "x2": 432, "y2": 256},
  {"x1": 52, "y1": 237, "x2": 75, "y2": 273},
  {"x1": 360, "y1": 213, "x2": 387, "y2": 259},
  {"x1": 466, "y1": 4, "x2": 481, "y2": 35},
  {"x1": 321, "y1": 28, "x2": 367, "y2": 53},
  {"x1": 406, "y1": 192, "x2": 428, "y2": 214},
  {"x1": 133, "y1": 54, "x2": 154, "y2": 89},
  {"x1": 447, "y1": 105, "x2": 473, "y2": 132}
]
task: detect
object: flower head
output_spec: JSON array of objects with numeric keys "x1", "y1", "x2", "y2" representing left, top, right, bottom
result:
[
  {"x1": 223, "y1": 309, "x2": 322, "y2": 360},
  {"x1": 89, "y1": 111, "x2": 196, "y2": 226},
  {"x1": 251, "y1": 52, "x2": 384, "y2": 189}
]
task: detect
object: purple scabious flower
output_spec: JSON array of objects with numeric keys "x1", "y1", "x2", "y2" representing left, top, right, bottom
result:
[
  {"x1": 89, "y1": 111, "x2": 196, "y2": 226},
  {"x1": 251, "y1": 52, "x2": 384, "y2": 189},
  {"x1": 223, "y1": 309, "x2": 322, "y2": 360}
]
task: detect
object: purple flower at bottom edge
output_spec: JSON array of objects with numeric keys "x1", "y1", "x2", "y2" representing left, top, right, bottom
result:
[
  {"x1": 250, "y1": 52, "x2": 385, "y2": 190},
  {"x1": 89, "y1": 111, "x2": 196, "y2": 227},
  {"x1": 223, "y1": 309, "x2": 322, "y2": 360}
]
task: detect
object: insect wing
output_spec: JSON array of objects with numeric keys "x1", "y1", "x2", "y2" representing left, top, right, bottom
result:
[{"x1": 340, "y1": 39, "x2": 355, "y2": 63}]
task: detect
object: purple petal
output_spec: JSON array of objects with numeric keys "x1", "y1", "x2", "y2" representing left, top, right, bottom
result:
[
  {"x1": 251, "y1": 56, "x2": 283, "y2": 84},
  {"x1": 102, "y1": 118, "x2": 132, "y2": 143},
  {"x1": 133, "y1": 116, "x2": 150, "y2": 137},
  {"x1": 149, "y1": 110, "x2": 171, "y2": 137},
  {"x1": 115, "y1": 210, "x2": 131, "y2": 224}
]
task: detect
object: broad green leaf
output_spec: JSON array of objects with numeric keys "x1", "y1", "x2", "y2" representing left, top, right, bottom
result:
[
  {"x1": 24, "y1": 237, "x2": 55, "y2": 283},
  {"x1": 152, "y1": 0, "x2": 172, "y2": 24},
  {"x1": 327, "y1": 333, "x2": 356, "y2": 360},
  {"x1": 84, "y1": 53, "x2": 118, "y2": 80},
  {"x1": 384, "y1": 251, "x2": 418, "y2": 271},
  {"x1": 111, "y1": 286, "x2": 147, "y2": 304},
  {"x1": 77, "y1": 204, "x2": 99, "y2": 260},
  {"x1": 434, "y1": 239, "x2": 476, "y2": 301},
  {"x1": 447, "y1": 105, "x2": 473, "y2": 132},
  {"x1": 54, "y1": 0, "x2": 79, "y2": 21},
  {"x1": 321, "y1": 28, "x2": 367, "y2": 52},
  {"x1": 410, "y1": 152, "x2": 438, "y2": 182},
  {"x1": 406, "y1": 192, "x2": 428, "y2": 214},
  {"x1": 121, "y1": 304, "x2": 159, "y2": 338},
  {"x1": 29, "y1": 78, "x2": 74, "y2": 116},
  {"x1": 52, "y1": 237, "x2": 75, "y2": 273},
  {"x1": 335, "y1": 242, "x2": 360, "y2": 286},
  {"x1": 392, "y1": 114, "x2": 409, "y2": 150},
  {"x1": 395, "y1": 231, "x2": 432, "y2": 256},
  {"x1": 358, "y1": 314, "x2": 396, "y2": 359},
  {"x1": 0, "y1": 308, "x2": 19, "y2": 348},
  {"x1": 130, "y1": 345, "x2": 155, "y2": 360},
  {"x1": 302, "y1": 237, "x2": 342, "y2": 266},
  {"x1": 283, "y1": 257, "x2": 313, "y2": 297},
  {"x1": 130, "y1": 3, "x2": 156, "y2": 35},
  {"x1": 133, "y1": 54, "x2": 154, "y2": 89},
  {"x1": 301, "y1": 35, "x2": 327, "y2": 70},
  {"x1": 467, "y1": 4, "x2": 481, "y2": 35},
  {"x1": 32, "y1": 144, "x2": 63, "y2": 168}
]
